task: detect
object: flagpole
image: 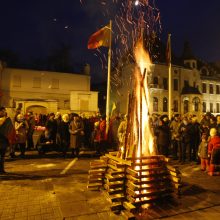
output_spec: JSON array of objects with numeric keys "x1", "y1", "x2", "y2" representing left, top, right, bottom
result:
[
  {"x1": 106, "y1": 20, "x2": 112, "y2": 134},
  {"x1": 168, "y1": 33, "x2": 172, "y2": 120}
]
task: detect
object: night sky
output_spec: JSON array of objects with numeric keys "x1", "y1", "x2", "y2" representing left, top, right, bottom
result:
[{"x1": 0, "y1": 0, "x2": 220, "y2": 83}]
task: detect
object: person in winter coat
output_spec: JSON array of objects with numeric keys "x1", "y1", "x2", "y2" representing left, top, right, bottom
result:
[
  {"x1": 0, "y1": 107, "x2": 15, "y2": 173},
  {"x1": 36, "y1": 129, "x2": 55, "y2": 154},
  {"x1": 15, "y1": 114, "x2": 29, "y2": 157},
  {"x1": 169, "y1": 114, "x2": 181, "y2": 160},
  {"x1": 91, "y1": 121, "x2": 101, "y2": 155},
  {"x1": 155, "y1": 115, "x2": 170, "y2": 157},
  {"x1": 208, "y1": 128, "x2": 220, "y2": 176},
  {"x1": 60, "y1": 114, "x2": 70, "y2": 157},
  {"x1": 69, "y1": 115, "x2": 84, "y2": 157},
  {"x1": 189, "y1": 116, "x2": 201, "y2": 162},
  {"x1": 178, "y1": 116, "x2": 192, "y2": 163},
  {"x1": 45, "y1": 113, "x2": 57, "y2": 144},
  {"x1": 198, "y1": 133, "x2": 209, "y2": 171}
]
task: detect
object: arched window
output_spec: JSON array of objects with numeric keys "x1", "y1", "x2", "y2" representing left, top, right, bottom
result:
[
  {"x1": 153, "y1": 76, "x2": 158, "y2": 85},
  {"x1": 163, "y1": 97, "x2": 168, "y2": 112},
  {"x1": 184, "y1": 100, "x2": 189, "y2": 114},
  {"x1": 192, "y1": 97, "x2": 200, "y2": 112},
  {"x1": 153, "y1": 97, "x2": 158, "y2": 112}
]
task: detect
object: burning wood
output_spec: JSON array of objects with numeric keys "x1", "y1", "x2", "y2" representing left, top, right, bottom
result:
[{"x1": 87, "y1": 41, "x2": 181, "y2": 219}]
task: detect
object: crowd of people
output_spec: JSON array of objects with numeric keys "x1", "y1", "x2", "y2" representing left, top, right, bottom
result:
[
  {"x1": 1, "y1": 106, "x2": 220, "y2": 176},
  {"x1": 152, "y1": 112, "x2": 220, "y2": 176}
]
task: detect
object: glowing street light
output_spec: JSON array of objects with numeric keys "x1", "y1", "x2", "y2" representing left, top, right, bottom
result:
[{"x1": 135, "y1": 0, "x2": 139, "y2": 6}]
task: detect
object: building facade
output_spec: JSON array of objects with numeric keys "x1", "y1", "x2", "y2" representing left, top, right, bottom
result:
[
  {"x1": 111, "y1": 57, "x2": 220, "y2": 119},
  {"x1": 0, "y1": 64, "x2": 98, "y2": 117}
]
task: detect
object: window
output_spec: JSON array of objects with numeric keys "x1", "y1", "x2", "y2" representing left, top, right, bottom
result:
[
  {"x1": 153, "y1": 77, "x2": 158, "y2": 85},
  {"x1": 13, "y1": 75, "x2": 21, "y2": 87},
  {"x1": 184, "y1": 100, "x2": 189, "y2": 114},
  {"x1": 210, "y1": 84, "x2": 213, "y2": 94},
  {"x1": 216, "y1": 85, "x2": 220, "y2": 94},
  {"x1": 173, "y1": 79, "x2": 178, "y2": 91},
  {"x1": 33, "y1": 77, "x2": 41, "y2": 88},
  {"x1": 210, "y1": 103, "x2": 213, "y2": 113},
  {"x1": 51, "y1": 79, "x2": 59, "y2": 89},
  {"x1": 202, "y1": 102, "x2": 206, "y2": 112},
  {"x1": 216, "y1": 103, "x2": 220, "y2": 113},
  {"x1": 184, "y1": 80, "x2": 189, "y2": 87},
  {"x1": 173, "y1": 100, "x2": 178, "y2": 112},
  {"x1": 192, "y1": 97, "x2": 200, "y2": 112},
  {"x1": 163, "y1": 97, "x2": 168, "y2": 112},
  {"x1": 153, "y1": 97, "x2": 158, "y2": 112},
  {"x1": 163, "y1": 78, "x2": 168, "y2": 90},
  {"x1": 202, "y1": 83, "x2": 206, "y2": 93}
]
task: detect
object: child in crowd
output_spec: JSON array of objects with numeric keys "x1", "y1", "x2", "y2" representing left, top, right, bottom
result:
[{"x1": 198, "y1": 133, "x2": 209, "y2": 171}]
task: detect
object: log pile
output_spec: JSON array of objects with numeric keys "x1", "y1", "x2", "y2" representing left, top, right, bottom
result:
[{"x1": 87, "y1": 153, "x2": 181, "y2": 219}]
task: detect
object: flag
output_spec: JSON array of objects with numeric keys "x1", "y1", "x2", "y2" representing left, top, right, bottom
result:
[
  {"x1": 88, "y1": 25, "x2": 111, "y2": 49},
  {"x1": 166, "y1": 34, "x2": 171, "y2": 65}
]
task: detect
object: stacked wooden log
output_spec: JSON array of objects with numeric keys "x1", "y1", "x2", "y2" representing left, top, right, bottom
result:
[
  {"x1": 87, "y1": 159, "x2": 107, "y2": 190},
  {"x1": 126, "y1": 156, "x2": 180, "y2": 206},
  {"x1": 87, "y1": 154, "x2": 181, "y2": 219}
]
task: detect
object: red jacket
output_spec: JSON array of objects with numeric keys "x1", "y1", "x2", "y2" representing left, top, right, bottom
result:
[{"x1": 208, "y1": 136, "x2": 220, "y2": 154}]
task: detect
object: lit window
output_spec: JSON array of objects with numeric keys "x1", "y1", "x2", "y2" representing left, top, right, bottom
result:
[
  {"x1": 184, "y1": 100, "x2": 189, "y2": 114},
  {"x1": 210, "y1": 103, "x2": 213, "y2": 113},
  {"x1": 202, "y1": 83, "x2": 206, "y2": 93},
  {"x1": 209, "y1": 84, "x2": 213, "y2": 94},
  {"x1": 216, "y1": 103, "x2": 220, "y2": 113},
  {"x1": 192, "y1": 97, "x2": 200, "y2": 112},
  {"x1": 163, "y1": 78, "x2": 168, "y2": 90}
]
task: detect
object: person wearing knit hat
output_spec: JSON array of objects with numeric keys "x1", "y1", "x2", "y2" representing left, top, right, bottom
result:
[{"x1": 208, "y1": 128, "x2": 220, "y2": 176}]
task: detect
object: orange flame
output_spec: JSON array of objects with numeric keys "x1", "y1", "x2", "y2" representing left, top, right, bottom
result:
[{"x1": 133, "y1": 40, "x2": 156, "y2": 158}]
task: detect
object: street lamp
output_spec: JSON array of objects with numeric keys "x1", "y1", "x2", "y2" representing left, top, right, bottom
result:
[{"x1": 134, "y1": 0, "x2": 139, "y2": 6}]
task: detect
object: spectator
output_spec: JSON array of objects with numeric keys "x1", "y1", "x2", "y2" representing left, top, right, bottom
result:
[
  {"x1": 55, "y1": 112, "x2": 62, "y2": 148},
  {"x1": 0, "y1": 107, "x2": 15, "y2": 173},
  {"x1": 45, "y1": 113, "x2": 57, "y2": 144},
  {"x1": 15, "y1": 114, "x2": 29, "y2": 157},
  {"x1": 27, "y1": 111, "x2": 36, "y2": 150},
  {"x1": 69, "y1": 115, "x2": 84, "y2": 157},
  {"x1": 91, "y1": 121, "x2": 101, "y2": 155},
  {"x1": 179, "y1": 116, "x2": 192, "y2": 163},
  {"x1": 190, "y1": 116, "x2": 201, "y2": 162},
  {"x1": 155, "y1": 115, "x2": 170, "y2": 157},
  {"x1": 60, "y1": 114, "x2": 70, "y2": 157},
  {"x1": 36, "y1": 129, "x2": 55, "y2": 154},
  {"x1": 208, "y1": 128, "x2": 220, "y2": 176},
  {"x1": 170, "y1": 114, "x2": 181, "y2": 160},
  {"x1": 198, "y1": 133, "x2": 209, "y2": 171}
]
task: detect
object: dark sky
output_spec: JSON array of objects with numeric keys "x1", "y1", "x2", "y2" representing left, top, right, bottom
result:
[{"x1": 0, "y1": 0, "x2": 220, "y2": 83}]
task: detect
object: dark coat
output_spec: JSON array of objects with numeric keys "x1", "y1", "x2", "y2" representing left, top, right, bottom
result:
[
  {"x1": 178, "y1": 122, "x2": 193, "y2": 144},
  {"x1": 155, "y1": 123, "x2": 170, "y2": 146},
  {"x1": 60, "y1": 121, "x2": 70, "y2": 146}
]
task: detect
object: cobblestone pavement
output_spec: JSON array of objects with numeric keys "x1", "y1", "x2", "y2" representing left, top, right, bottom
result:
[{"x1": 1, "y1": 152, "x2": 220, "y2": 220}]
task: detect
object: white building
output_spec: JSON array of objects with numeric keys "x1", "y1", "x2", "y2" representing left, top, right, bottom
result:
[
  {"x1": 110, "y1": 44, "x2": 220, "y2": 119},
  {"x1": 0, "y1": 63, "x2": 98, "y2": 117}
]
